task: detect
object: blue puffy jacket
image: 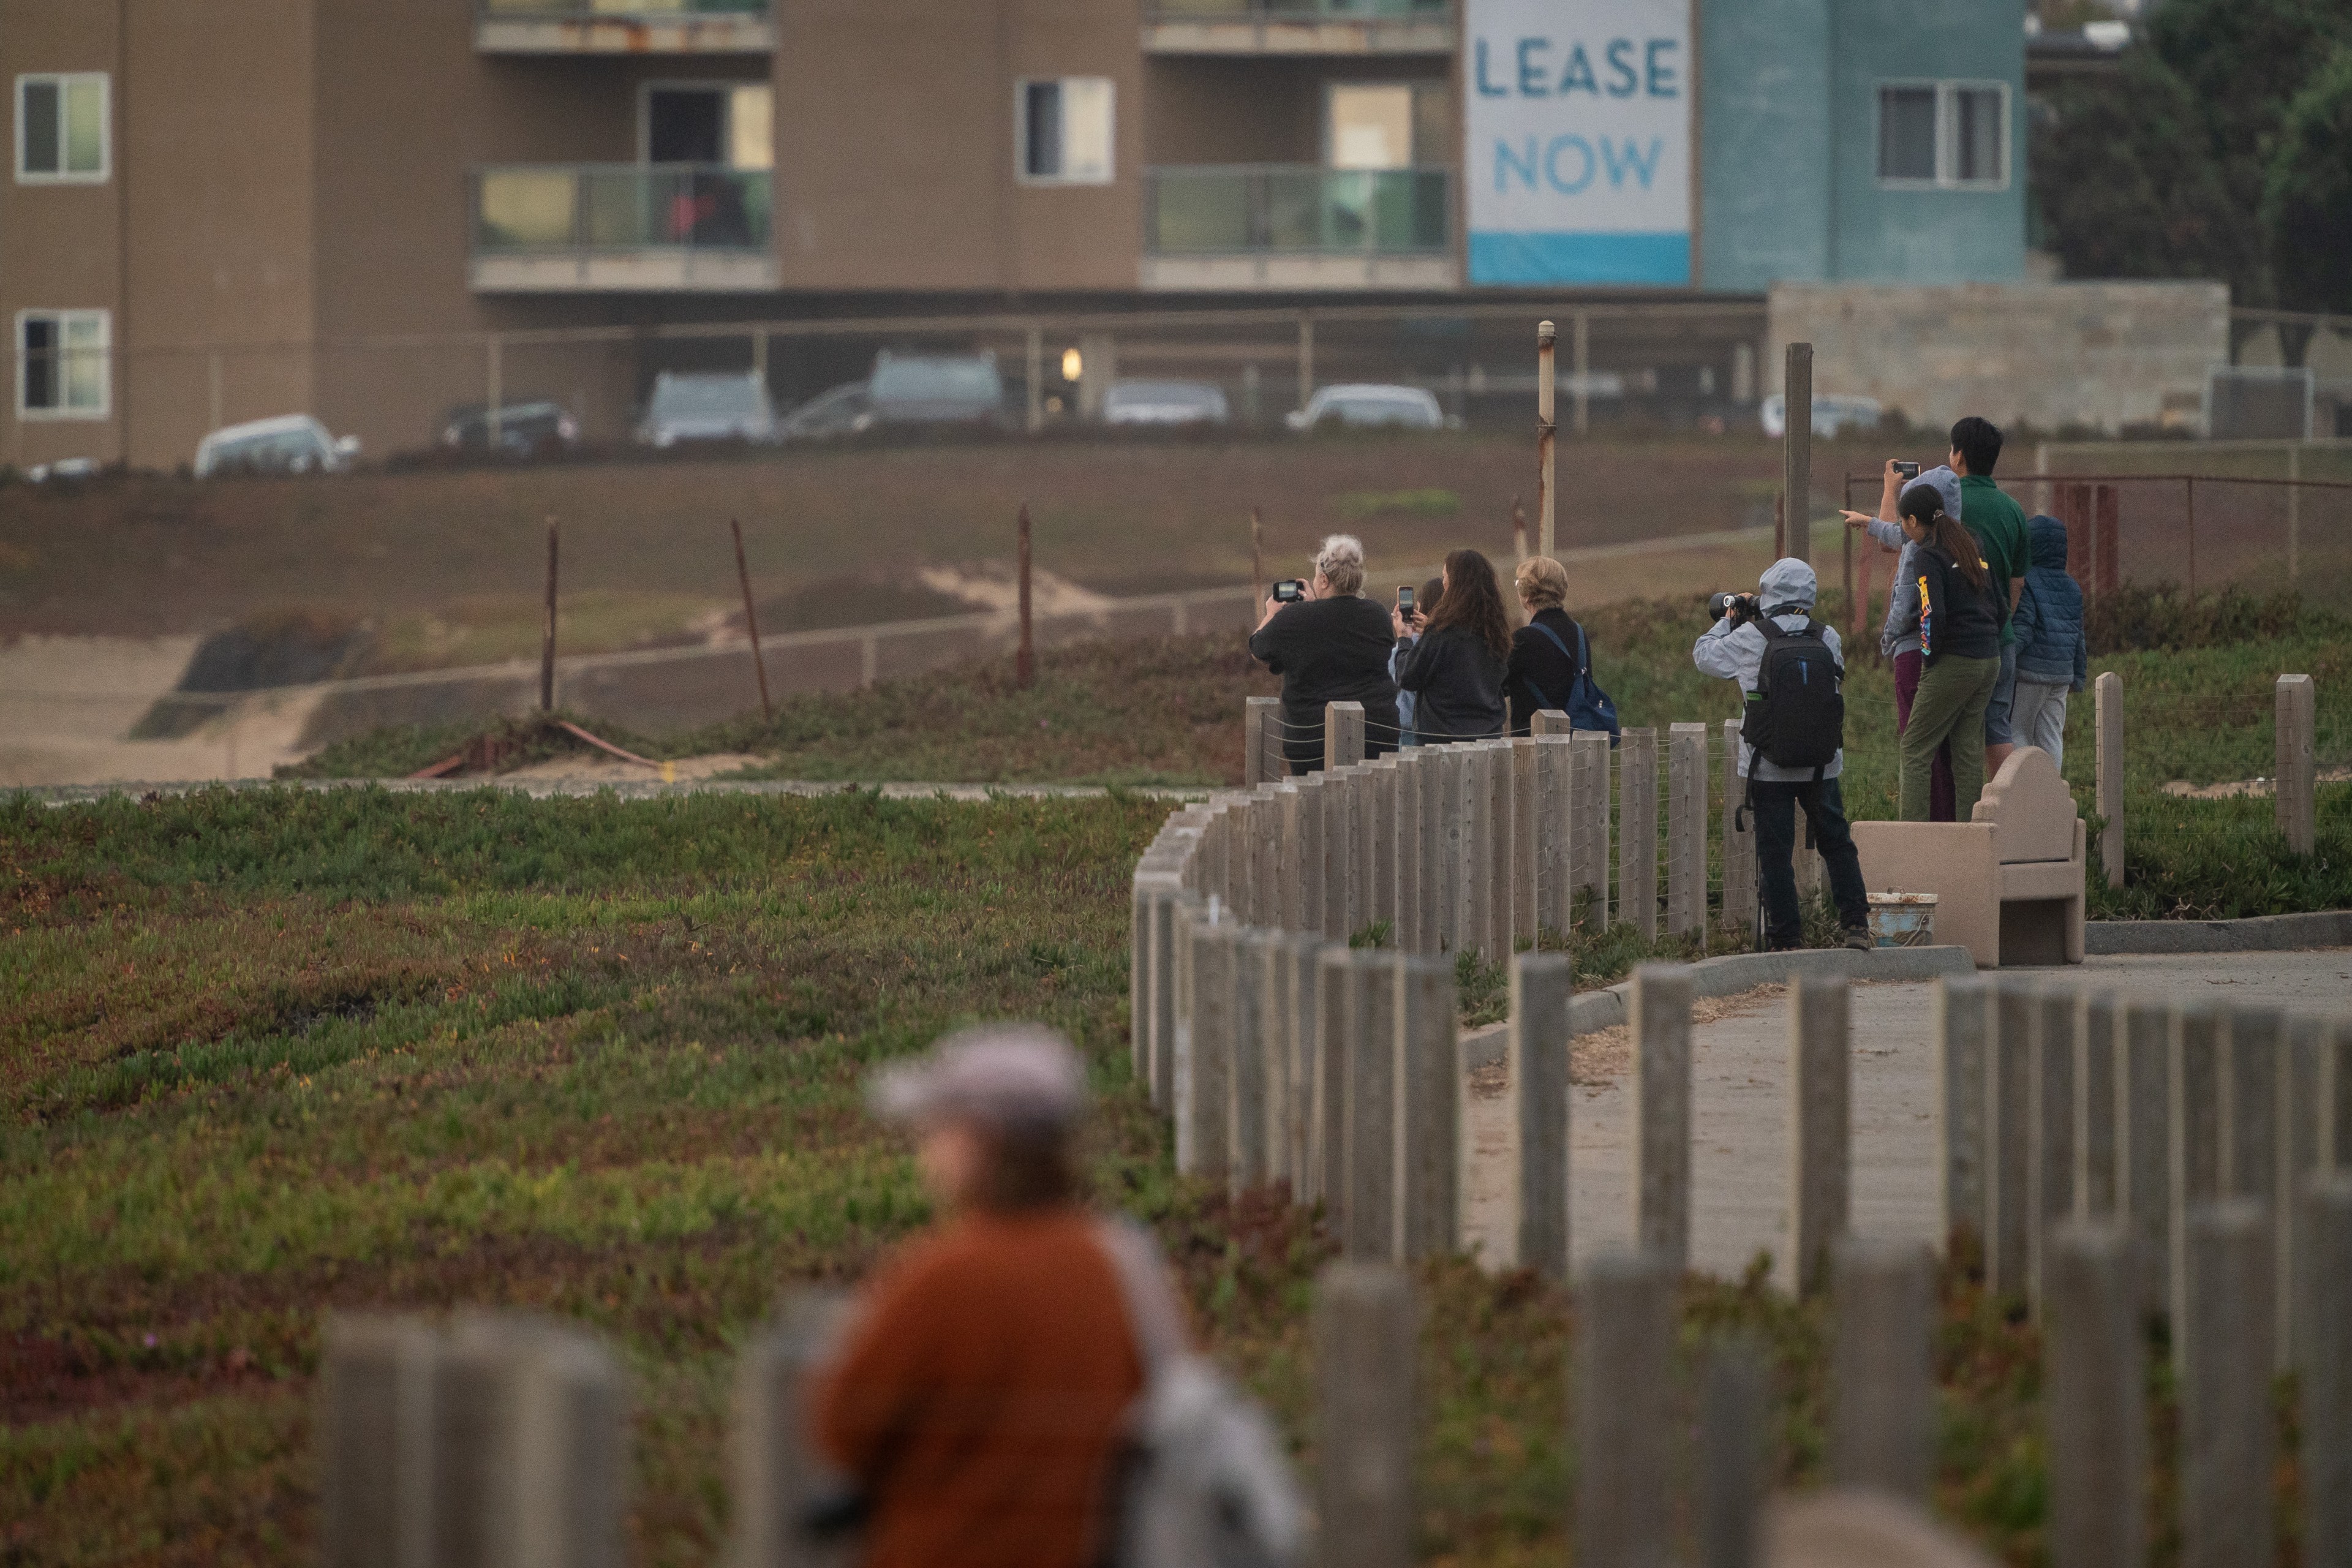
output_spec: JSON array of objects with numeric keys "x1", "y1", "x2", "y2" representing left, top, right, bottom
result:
[{"x1": 2011, "y1": 514, "x2": 2087, "y2": 690}]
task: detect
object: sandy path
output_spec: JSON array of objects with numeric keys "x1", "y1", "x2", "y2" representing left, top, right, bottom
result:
[{"x1": 1461, "y1": 951, "x2": 2352, "y2": 1289}]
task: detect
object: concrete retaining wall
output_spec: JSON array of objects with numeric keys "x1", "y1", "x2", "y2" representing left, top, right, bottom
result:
[{"x1": 1768, "y1": 281, "x2": 2231, "y2": 435}]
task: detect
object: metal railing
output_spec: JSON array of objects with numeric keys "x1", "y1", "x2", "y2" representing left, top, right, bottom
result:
[
  {"x1": 1144, "y1": 165, "x2": 1451, "y2": 256},
  {"x1": 1145, "y1": 0, "x2": 1450, "y2": 15},
  {"x1": 470, "y1": 164, "x2": 772, "y2": 258},
  {"x1": 477, "y1": 0, "x2": 766, "y2": 17}
]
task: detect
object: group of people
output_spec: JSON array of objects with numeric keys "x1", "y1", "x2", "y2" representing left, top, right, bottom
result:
[
  {"x1": 1243, "y1": 535, "x2": 1600, "y2": 774},
  {"x1": 1702, "y1": 415, "x2": 2089, "y2": 952}
]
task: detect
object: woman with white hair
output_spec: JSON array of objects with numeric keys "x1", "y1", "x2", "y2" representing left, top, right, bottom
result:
[{"x1": 1246, "y1": 532, "x2": 1401, "y2": 774}]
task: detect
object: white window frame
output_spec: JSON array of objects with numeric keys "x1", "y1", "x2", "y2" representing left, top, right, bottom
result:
[
  {"x1": 1014, "y1": 77, "x2": 1115, "y2": 187},
  {"x1": 15, "y1": 308, "x2": 113, "y2": 420},
  {"x1": 1874, "y1": 78, "x2": 2009, "y2": 192},
  {"x1": 15, "y1": 72, "x2": 110, "y2": 184}
]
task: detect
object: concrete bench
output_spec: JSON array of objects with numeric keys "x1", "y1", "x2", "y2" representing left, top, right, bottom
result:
[{"x1": 1850, "y1": 747, "x2": 2086, "y2": 968}]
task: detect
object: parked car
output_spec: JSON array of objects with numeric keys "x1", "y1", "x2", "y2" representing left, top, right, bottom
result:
[
  {"x1": 1759, "y1": 393, "x2": 1884, "y2": 439},
  {"x1": 1286, "y1": 383, "x2": 1447, "y2": 432},
  {"x1": 867, "y1": 350, "x2": 1008, "y2": 429},
  {"x1": 440, "y1": 399, "x2": 579, "y2": 459},
  {"x1": 778, "y1": 380, "x2": 876, "y2": 442},
  {"x1": 24, "y1": 457, "x2": 100, "y2": 483},
  {"x1": 194, "y1": 414, "x2": 361, "y2": 478},
  {"x1": 635, "y1": 372, "x2": 778, "y2": 448},
  {"x1": 1102, "y1": 379, "x2": 1230, "y2": 428}
]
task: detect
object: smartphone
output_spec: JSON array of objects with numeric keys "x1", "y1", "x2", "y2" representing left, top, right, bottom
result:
[
  {"x1": 1272, "y1": 579, "x2": 1307, "y2": 603},
  {"x1": 1893, "y1": 460, "x2": 1921, "y2": 481},
  {"x1": 1397, "y1": 586, "x2": 1414, "y2": 612}
]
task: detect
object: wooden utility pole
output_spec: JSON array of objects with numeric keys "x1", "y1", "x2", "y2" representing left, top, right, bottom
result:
[
  {"x1": 1783, "y1": 342, "x2": 1814, "y2": 564},
  {"x1": 1536, "y1": 321, "x2": 1558, "y2": 557},
  {"x1": 540, "y1": 517, "x2": 558, "y2": 711},
  {"x1": 731, "y1": 519, "x2": 772, "y2": 721},
  {"x1": 1017, "y1": 503, "x2": 1035, "y2": 688}
]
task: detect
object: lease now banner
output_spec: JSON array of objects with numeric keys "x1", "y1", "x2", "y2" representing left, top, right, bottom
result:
[{"x1": 1461, "y1": 0, "x2": 1694, "y2": 287}]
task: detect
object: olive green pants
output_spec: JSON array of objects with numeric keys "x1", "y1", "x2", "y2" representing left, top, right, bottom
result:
[{"x1": 1900, "y1": 654, "x2": 1999, "y2": 821}]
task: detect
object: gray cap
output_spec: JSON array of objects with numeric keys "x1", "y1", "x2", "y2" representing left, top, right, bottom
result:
[
  {"x1": 1900, "y1": 464, "x2": 1964, "y2": 521},
  {"x1": 871, "y1": 1023, "x2": 1088, "y2": 1135}
]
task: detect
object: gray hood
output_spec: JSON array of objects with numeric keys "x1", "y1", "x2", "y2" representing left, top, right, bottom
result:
[
  {"x1": 1758, "y1": 556, "x2": 1819, "y2": 614},
  {"x1": 1901, "y1": 464, "x2": 1965, "y2": 522}
]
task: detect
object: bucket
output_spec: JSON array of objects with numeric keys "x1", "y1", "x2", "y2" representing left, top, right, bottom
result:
[{"x1": 1866, "y1": 892, "x2": 1938, "y2": 948}]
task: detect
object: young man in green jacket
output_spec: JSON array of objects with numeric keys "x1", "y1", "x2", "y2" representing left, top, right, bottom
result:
[{"x1": 1948, "y1": 416, "x2": 2030, "y2": 780}]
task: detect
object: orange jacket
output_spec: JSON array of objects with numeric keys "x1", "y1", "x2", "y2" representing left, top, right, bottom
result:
[{"x1": 813, "y1": 1209, "x2": 1145, "y2": 1568}]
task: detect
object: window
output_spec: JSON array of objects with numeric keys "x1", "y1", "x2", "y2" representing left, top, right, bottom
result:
[
  {"x1": 17, "y1": 310, "x2": 111, "y2": 418},
  {"x1": 641, "y1": 82, "x2": 772, "y2": 169},
  {"x1": 1875, "y1": 81, "x2": 2008, "y2": 189},
  {"x1": 15, "y1": 74, "x2": 108, "y2": 182},
  {"x1": 1018, "y1": 78, "x2": 1113, "y2": 185}
]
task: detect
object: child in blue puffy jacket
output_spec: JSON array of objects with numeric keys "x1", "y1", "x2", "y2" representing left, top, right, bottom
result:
[{"x1": 2008, "y1": 514, "x2": 2087, "y2": 769}]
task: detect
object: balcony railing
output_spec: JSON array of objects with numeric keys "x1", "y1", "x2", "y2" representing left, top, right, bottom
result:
[
  {"x1": 470, "y1": 165, "x2": 777, "y2": 293},
  {"x1": 475, "y1": 0, "x2": 772, "y2": 53},
  {"x1": 1142, "y1": 0, "x2": 1455, "y2": 53},
  {"x1": 1142, "y1": 165, "x2": 1455, "y2": 290}
]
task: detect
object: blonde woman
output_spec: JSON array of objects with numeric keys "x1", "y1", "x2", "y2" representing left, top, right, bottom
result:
[
  {"x1": 1247, "y1": 532, "x2": 1402, "y2": 774},
  {"x1": 1504, "y1": 555, "x2": 1588, "y2": 736}
]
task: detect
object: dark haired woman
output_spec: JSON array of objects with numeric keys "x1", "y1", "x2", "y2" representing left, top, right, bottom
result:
[
  {"x1": 1394, "y1": 548, "x2": 1510, "y2": 745},
  {"x1": 1894, "y1": 485, "x2": 2005, "y2": 821}
]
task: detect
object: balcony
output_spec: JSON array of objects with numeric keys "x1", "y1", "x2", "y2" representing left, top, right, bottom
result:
[
  {"x1": 1142, "y1": 0, "x2": 1455, "y2": 55},
  {"x1": 1142, "y1": 165, "x2": 1456, "y2": 290},
  {"x1": 475, "y1": 0, "x2": 774, "y2": 54},
  {"x1": 470, "y1": 165, "x2": 777, "y2": 292}
]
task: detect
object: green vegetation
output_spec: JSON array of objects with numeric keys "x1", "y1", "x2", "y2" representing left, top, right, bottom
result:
[{"x1": 9, "y1": 786, "x2": 2302, "y2": 1568}]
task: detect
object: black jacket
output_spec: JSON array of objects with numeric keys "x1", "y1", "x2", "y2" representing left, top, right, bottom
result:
[
  {"x1": 1504, "y1": 607, "x2": 1586, "y2": 735},
  {"x1": 1915, "y1": 543, "x2": 2003, "y2": 666},
  {"x1": 1396, "y1": 623, "x2": 1507, "y2": 745},
  {"x1": 1246, "y1": 595, "x2": 1401, "y2": 770}
]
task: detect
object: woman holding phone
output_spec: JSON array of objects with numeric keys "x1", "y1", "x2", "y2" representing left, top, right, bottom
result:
[
  {"x1": 1247, "y1": 533, "x2": 1401, "y2": 774},
  {"x1": 1395, "y1": 548, "x2": 1510, "y2": 745}
]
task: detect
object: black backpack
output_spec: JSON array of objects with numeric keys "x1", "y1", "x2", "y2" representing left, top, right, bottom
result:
[{"x1": 1741, "y1": 617, "x2": 1843, "y2": 775}]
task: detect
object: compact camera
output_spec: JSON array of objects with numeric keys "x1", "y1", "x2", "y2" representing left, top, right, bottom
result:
[{"x1": 1272, "y1": 579, "x2": 1309, "y2": 603}]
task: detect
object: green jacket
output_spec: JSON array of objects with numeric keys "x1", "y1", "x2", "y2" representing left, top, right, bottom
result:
[{"x1": 1959, "y1": 475, "x2": 2029, "y2": 646}]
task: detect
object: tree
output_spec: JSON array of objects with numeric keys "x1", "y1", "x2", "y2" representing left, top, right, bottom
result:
[
  {"x1": 2264, "y1": 45, "x2": 2352, "y2": 315},
  {"x1": 2030, "y1": 49, "x2": 2253, "y2": 289}
]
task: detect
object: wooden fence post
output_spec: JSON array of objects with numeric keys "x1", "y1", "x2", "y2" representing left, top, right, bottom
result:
[
  {"x1": 1574, "y1": 1252, "x2": 1675, "y2": 1568},
  {"x1": 1572, "y1": 729, "x2": 1612, "y2": 928},
  {"x1": 1511, "y1": 951, "x2": 1574, "y2": 1280},
  {"x1": 2030, "y1": 989, "x2": 2079, "y2": 1310},
  {"x1": 1698, "y1": 1337, "x2": 1768, "y2": 1568},
  {"x1": 2170, "y1": 1005, "x2": 2225, "y2": 1344},
  {"x1": 731, "y1": 1294, "x2": 856, "y2": 1568},
  {"x1": 1831, "y1": 1238, "x2": 1934, "y2": 1502},
  {"x1": 1632, "y1": 965, "x2": 1695, "y2": 1268},
  {"x1": 1326, "y1": 699, "x2": 1366, "y2": 773},
  {"x1": 1394, "y1": 954, "x2": 1460, "y2": 1262},
  {"x1": 1536, "y1": 734, "x2": 1575, "y2": 938},
  {"x1": 1721, "y1": 718, "x2": 1756, "y2": 935},
  {"x1": 2120, "y1": 1000, "x2": 2173, "y2": 1314},
  {"x1": 2180, "y1": 1200, "x2": 2276, "y2": 1568},
  {"x1": 320, "y1": 1316, "x2": 438, "y2": 1568},
  {"x1": 1229, "y1": 930, "x2": 1270, "y2": 1196},
  {"x1": 1619, "y1": 728, "x2": 1659, "y2": 940},
  {"x1": 1316, "y1": 1263, "x2": 1417, "y2": 1568},
  {"x1": 1485, "y1": 741, "x2": 1514, "y2": 958},
  {"x1": 2079, "y1": 992, "x2": 2120, "y2": 1220},
  {"x1": 1668, "y1": 723, "x2": 1710, "y2": 944},
  {"x1": 1988, "y1": 983, "x2": 2035, "y2": 1300},
  {"x1": 1936, "y1": 976, "x2": 1991, "y2": 1263},
  {"x1": 1513, "y1": 737, "x2": 1540, "y2": 943},
  {"x1": 2303, "y1": 1174, "x2": 2352, "y2": 1568},
  {"x1": 1343, "y1": 951, "x2": 1401, "y2": 1261},
  {"x1": 1245, "y1": 696, "x2": 1280, "y2": 788},
  {"x1": 1181, "y1": 922, "x2": 1234, "y2": 1182},
  {"x1": 1790, "y1": 974, "x2": 1852, "y2": 1297},
  {"x1": 2047, "y1": 1223, "x2": 2143, "y2": 1568},
  {"x1": 2277, "y1": 674, "x2": 2316, "y2": 856},
  {"x1": 2094, "y1": 673, "x2": 2124, "y2": 888},
  {"x1": 1314, "y1": 945, "x2": 1354, "y2": 1221}
]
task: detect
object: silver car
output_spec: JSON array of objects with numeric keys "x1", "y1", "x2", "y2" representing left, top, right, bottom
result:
[
  {"x1": 1286, "y1": 383, "x2": 1447, "y2": 432},
  {"x1": 1102, "y1": 379, "x2": 1229, "y2": 428},
  {"x1": 635, "y1": 371, "x2": 778, "y2": 448},
  {"x1": 194, "y1": 414, "x2": 361, "y2": 478}
]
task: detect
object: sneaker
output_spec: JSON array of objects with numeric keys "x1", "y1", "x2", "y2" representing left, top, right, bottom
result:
[{"x1": 1841, "y1": 926, "x2": 1875, "y2": 952}]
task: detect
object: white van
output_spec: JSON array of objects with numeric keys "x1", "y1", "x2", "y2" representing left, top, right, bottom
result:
[{"x1": 194, "y1": 414, "x2": 361, "y2": 478}]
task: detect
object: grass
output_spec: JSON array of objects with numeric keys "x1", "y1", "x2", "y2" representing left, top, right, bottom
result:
[{"x1": 6, "y1": 785, "x2": 2305, "y2": 1568}]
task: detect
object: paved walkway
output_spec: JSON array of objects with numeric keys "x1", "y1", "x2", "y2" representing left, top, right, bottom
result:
[{"x1": 1462, "y1": 950, "x2": 2352, "y2": 1289}]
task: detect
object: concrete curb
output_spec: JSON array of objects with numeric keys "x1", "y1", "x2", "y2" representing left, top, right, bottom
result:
[
  {"x1": 2084, "y1": 910, "x2": 2352, "y2": 955},
  {"x1": 15, "y1": 777, "x2": 1216, "y2": 806},
  {"x1": 1460, "y1": 944, "x2": 1978, "y2": 1069}
]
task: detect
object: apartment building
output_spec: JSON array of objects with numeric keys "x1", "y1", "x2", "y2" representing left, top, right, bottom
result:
[{"x1": 1, "y1": 0, "x2": 2024, "y2": 470}]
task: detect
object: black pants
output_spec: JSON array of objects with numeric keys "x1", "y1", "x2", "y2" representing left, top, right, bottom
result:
[{"x1": 1746, "y1": 775, "x2": 1871, "y2": 948}]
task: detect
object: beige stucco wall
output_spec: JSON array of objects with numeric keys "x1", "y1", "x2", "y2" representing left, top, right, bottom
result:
[{"x1": 1767, "y1": 281, "x2": 2233, "y2": 435}]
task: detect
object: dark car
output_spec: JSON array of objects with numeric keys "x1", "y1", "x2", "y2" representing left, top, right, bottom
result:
[
  {"x1": 440, "y1": 400, "x2": 579, "y2": 459},
  {"x1": 778, "y1": 380, "x2": 876, "y2": 442},
  {"x1": 867, "y1": 350, "x2": 1008, "y2": 429}
]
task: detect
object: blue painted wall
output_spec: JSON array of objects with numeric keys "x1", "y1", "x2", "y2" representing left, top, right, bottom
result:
[{"x1": 1697, "y1": 0, "x2": 2026, "y2": 290}]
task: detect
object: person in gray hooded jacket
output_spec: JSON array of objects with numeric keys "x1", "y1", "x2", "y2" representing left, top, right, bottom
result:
[
  {"x1": 1843, "y1": 460, "x2": 1964, "y2": 820},
  {"x1": 1692, "y1": 557, "x2": 1873, "y2": 952}
]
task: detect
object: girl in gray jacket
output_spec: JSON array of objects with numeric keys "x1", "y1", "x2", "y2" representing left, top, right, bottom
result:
[{"x1": 1842, "y1": 460, "x2": 1966, "y2": 820}]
